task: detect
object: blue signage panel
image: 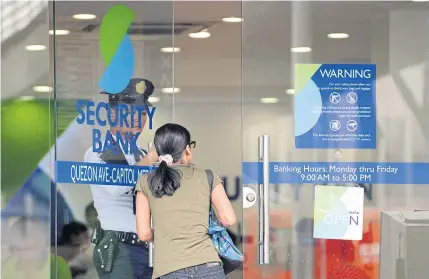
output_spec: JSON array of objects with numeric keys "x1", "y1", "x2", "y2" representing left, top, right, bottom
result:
[
  {"x1": 58, "y1": 161, "x2": 429, "y2": 186},
  {"x1": 242, "y1": 162, "x2": 429, "y2": 185},
  {"x1": 295, "y1": 64, "x2": 376, "y2": 149},
  {"x1": 56, "y1": 161, "x2": 154, "y2": 186}
]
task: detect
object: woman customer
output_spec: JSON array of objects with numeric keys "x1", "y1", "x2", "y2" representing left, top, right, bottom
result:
[{"x1": 135, "y1": 123, "x2": 236, "y2": 279}]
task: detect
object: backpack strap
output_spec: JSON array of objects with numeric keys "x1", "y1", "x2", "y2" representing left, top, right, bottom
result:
[
  {"x1": 205, "y1": 169, "x2": 214, "y2": 193},
  {"x1": 205, "y1": 169, "x2": 214, "y2": 222}
]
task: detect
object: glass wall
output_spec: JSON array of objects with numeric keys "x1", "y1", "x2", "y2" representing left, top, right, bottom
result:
[
  {"x1": 51, "y1": 1, "x2": 175, "y2": 278},
  {"x1": 1, "y1": 0, "x2": 53, "y2": 278}
]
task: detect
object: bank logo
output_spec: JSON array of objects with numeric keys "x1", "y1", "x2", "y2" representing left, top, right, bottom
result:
[
  {"x1": 99, "y1": 5, "x2": 136, "y2": 94},
  {"x1": 313, "y1": 185, "x2": 364, "y2": 240}
]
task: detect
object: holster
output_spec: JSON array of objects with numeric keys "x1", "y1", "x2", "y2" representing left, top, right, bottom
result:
[{"x1": 93, "y1": 231, "x2": 119, "y2": 274}]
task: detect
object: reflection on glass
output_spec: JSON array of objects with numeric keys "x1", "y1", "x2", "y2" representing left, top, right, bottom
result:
[
  {"x1": 0, "y1": 0, "x2": 48, "y2": 42},
  {"x1": 1, "y1": 1, "x2": 52, "y2": 278},
  {"x1": 2, "y1": 216, "x2": 72, "y2": 279}
]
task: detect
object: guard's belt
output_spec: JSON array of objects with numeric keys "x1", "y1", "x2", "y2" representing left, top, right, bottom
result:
[{"x1": 103, "y1": 230, "x2": 149, "y2": 248}]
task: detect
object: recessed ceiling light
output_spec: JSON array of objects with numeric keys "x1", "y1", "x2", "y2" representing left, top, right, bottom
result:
[
  {"x1": 222, "y1": 17, "x2": 243, "y2": 23},
  {"x1": 189, "y1": 30, "x2": 211, "y2": 39},
  {"x1": 148, "y1": 97, "x2": 160, "y2": 103},
  {"x1": 73, "y1": 14, "x2": 96, "y2": 20},
  {"x1": 327, "y1": 33, "x2": 350, "y2": 39},
  {"x1": 286, "y1": 89, "x2": 295, "y2": 95},
  {"x1": 290, "y1": 47, "x2": 312, "y2": 53},
  {"x1": 161, "y1": 87, "x2": 180, "y2": 94},
  {"x1": 19, "y1": 96, "x2": 35, "y2": 101},
  {"x1": 160, "y1": 47, "x2": 181, "y2": 53},
  {"x1": 260, "y1": 97, "x2": 279, "y2": 104},
  {"x1": 33, "y1": 86, "x2": 52, "y2": 93},
  {"x1": 49, "y1": 29, "x2": 70, "y2": 35},
  {"x1": 25, "y1": 45, "x2": 47, "y2": 51}
]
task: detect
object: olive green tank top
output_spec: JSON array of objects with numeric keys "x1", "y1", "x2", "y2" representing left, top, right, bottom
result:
[{"x1": 136, "y1": 165, "x2": 223, "y2": 278}]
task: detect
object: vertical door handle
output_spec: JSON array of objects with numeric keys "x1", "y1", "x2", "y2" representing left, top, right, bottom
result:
[
  {"x1": 149, "y1": 218, "x2": 154, "y2": 267},
  {"x1": 258, "y1": 135, "x2": 270, "y2": 264},
  {"x1": 147, "y1": 142, "x2": 154, "y2": 268}
]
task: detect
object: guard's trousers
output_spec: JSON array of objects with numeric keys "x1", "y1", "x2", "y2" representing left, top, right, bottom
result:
[{"x1": 95, "y1": 241, "x2": 153, "y2": 279}]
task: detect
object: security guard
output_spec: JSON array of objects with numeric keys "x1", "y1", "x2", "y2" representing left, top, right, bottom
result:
[{"x1": 84, "y1": 78, "x2": 157, "y2": 279}]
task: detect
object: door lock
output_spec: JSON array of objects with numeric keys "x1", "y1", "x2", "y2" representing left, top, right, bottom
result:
[{"x1": 243, "y1": 187, "x2": 257, "y2": 208}]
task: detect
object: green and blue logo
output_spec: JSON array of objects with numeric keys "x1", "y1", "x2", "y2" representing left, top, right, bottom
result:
[{"x1": 99, "y1": 5, "x2": 135, "y2": 94}]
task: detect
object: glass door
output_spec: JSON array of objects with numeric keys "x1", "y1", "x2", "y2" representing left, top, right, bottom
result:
[
  {"x1": 242, "y1": 2, "x2": 429, "y2": 279},
  {"x1": 52, "y1": 1, "x2": 174, "y2": 278}
]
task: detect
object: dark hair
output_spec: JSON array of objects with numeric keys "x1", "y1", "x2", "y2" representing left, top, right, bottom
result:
[
  {"x1": 58, "y1": 221, "x2": 88, "y2": 245},
  {"x1": 148, "y1": 123, "x2": 191, "y2": 198}
]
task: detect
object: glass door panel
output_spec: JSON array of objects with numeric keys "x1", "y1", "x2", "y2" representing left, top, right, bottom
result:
[
  {"x1": 52, "y1": 1, "x2": 174, "y2": 278},
  {"x1": 242, "y1": 2, "x2": 429, "y2": 279}
]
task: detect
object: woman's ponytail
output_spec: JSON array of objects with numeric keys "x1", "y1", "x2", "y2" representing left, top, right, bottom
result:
[
  {"x1": 148, "y1": 160, "x2": 181, "y2": 198},
  {"x1": 147, "y1": 123, "x2": 191, "y2": 198}
]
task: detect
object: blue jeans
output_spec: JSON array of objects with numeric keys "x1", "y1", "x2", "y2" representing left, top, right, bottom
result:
[{"x1": 161, "y1": 262, "x2": 225, "y2": 279}]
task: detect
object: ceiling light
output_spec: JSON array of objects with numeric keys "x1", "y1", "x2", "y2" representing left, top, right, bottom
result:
[
  {"x1": 260, "y1": 97, "x2": 279, "y2": 104},
  {"x1": 222, "y1": 17, "x2": 243, "y2": 23},
  {"x1": 25, "y1": 45, "x2": 47, "y2": 51},
  {"x1": 411, "y1": 0, "x2": 429, "y2": 2},
  {"x1": 327, "y1": 33, "x2": 349, "y2": 39},
  {"x1": 73, "y1": 14, "x2": 96, "y2": 20},
  {"x1": 148, "y1": 97, "x2": 160, "y2": 103},
  {"x1": 160, "y1": 47, "x2": 181, "y2": 53},
  {"x1": 290, "y1": 47, "x2": 312, "y2": 53},
  {"x1": 189, "y1": 30, "x2": 211, "y2": 39},
  {"x1": 286, "y1": 89, "x2": 295, "y2": 95},
  {"x1": 49, "y1": 29, "x2": 70, "y2": 35},
  {"x1": 19, "y1": 96, "x2": 35, "y2": 101},
  {"x1": 161, "y1": 87, "x2": 180, "y2": 94},
  {"x1": 33, "y1": 86, "x2": 52, "y2": 93}
]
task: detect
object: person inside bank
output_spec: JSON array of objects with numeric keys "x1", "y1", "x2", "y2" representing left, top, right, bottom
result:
[
  {"x1": 84, "y1": 78, "x2": 158, "y2": 279},
  {"x1": 135, "y1": 123, "x2": 236, "y2": 279}
]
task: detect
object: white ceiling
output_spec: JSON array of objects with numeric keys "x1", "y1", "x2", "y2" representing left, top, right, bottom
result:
[{"x1": 8, "y1": 1, "x2": 429, "y2": 102}]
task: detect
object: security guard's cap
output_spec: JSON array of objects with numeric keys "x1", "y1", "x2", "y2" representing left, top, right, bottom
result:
[{"x1": 101, "y1": 78, "x2": 155, "y2": 106}]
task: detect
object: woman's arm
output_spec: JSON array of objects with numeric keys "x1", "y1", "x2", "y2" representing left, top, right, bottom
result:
[
  {"x1": 136, "y1": 192, "x2": 153, "y2": 242},
  {"x1": 211, "y1": 184, "x2": 236, "y2": 227}
]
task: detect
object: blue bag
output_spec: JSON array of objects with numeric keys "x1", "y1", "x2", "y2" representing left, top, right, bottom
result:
[{"x1": 205, "y1": 170, "x2": 244, "y2": 275}]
